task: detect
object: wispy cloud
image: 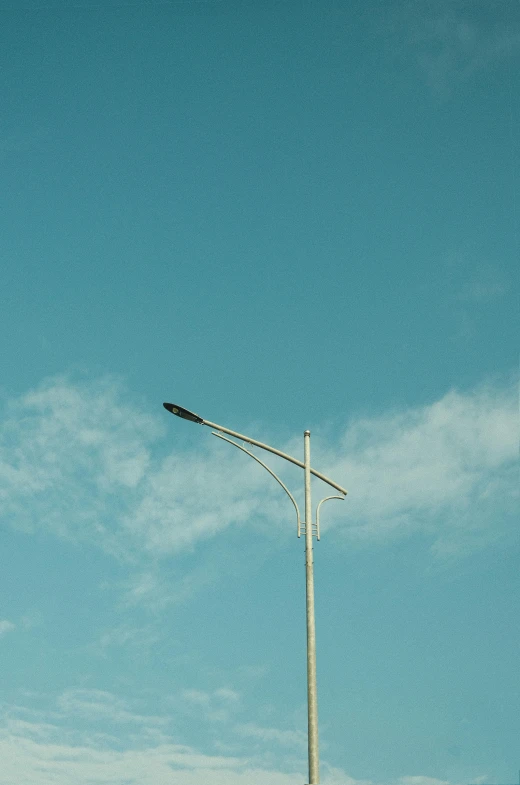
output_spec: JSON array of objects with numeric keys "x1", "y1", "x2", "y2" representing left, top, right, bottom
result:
[
  {"x1": 0, "y1": 374, "x2": 161, "y2": 559},
  {"x1": 0, "y1": 719, "x2": 471, "y2": 785},
  {"x1": 122, "y1": 443, "x2": 276, "y2": 557},
  {"x1": 398, "y1": 778, "x2": 450, "y2": 785},
  {"x1": 93, "y1": 622, "x2": 160, "y2": 658},
  {"x1": 0, "y1": 689, "x2": 432, "y2": 785},
  {"x1": 56, "y1": 688, "x2": 167, "y2": 728},
  {"x1": 322, "y1": 377, "x2": 518, "y2": 557},
  {"x1": 0, "y1": 687, "x2": 498, "y2": 785},
  {"x1": 234, "y1": 721, "x2": 306, "y2": 750},
  {"x1": 0, "y1": 733, "x2": 254, "y2": 785},
  {"x1": 0, "y1": 373, "x2": 280, "y2": 564},
  {"x1": 0, "y1": 691, "x2": 321, "y2": 785},
  {"x1": 180, "y1": 687, "x2": 241, "y2": 724},
  {"x1": 393, "y1": 1, "x2": 520, "y2": 97},
  {"x1": 0, "y1": 372, "x2": 517, "y2": 587},
  {"x1": 0, "y1": 620, "x2": 15, "y2": 637},
  {"x1": 458, "y1": 268, "x2": 510, "y2": 303}
]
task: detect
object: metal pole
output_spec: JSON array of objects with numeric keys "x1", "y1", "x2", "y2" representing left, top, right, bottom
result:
[
  {"x1": 304, "y1": 429, "x2": 319, "y2": 784},
  {"x1": 163, "y1": 404, "x2": 347, "y2": 785}
]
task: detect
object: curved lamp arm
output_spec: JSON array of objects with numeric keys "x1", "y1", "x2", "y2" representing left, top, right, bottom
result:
[
  {"x1": 315, "y1": 495, "x2": 345, "y2": 541},
  {"x1": 205, "y1": 418, "x2": 347, "y2": 495},
  {"x1": 163, "y1": 402, "x2": 347, "y2": 496},
  {"x1": 211, "y1": 432, "x2": 302, "y2": 536}
]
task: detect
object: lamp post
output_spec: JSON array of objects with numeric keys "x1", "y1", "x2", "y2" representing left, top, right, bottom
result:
[{"x1": 163, "y1": 402, "x2": 347, "y2": 785}]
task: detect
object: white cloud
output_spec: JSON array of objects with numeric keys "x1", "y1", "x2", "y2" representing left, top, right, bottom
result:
[
  {"x1": 460, "y1": 279, "x2": 509, "y2": 303},
  {"x1": 457, "y1": 263, "x2": 511, "y2": 303},
  {"x1": 0, "y1": 711, "x2": 468, "y2": 785},
  {"x1": 321, "y1": 378, "x2": 518, "y2": 556},
  {"x1": 0, "y1": 373, "x2": 281, "y2": 563},
  {"x1": 0, "y1": 691, "x2": 489, "y2": 785},
  {"x1": 0, "y1": 620, "x2": 15, "y2": 637},
  {"x1": 0, "y1": 374, "x2": 160, "y2": 558},
  {"x1": 0, "y1": 734, "x2": 254, "y2": 785},
  {"x1": 20, "y1": 613, "x2": 43, "y2": 630},
  {"x1": 94, "y1": 622, "x2": 160, "y2": 657},
  {"x1": 0, "y1": 694, "x2": 343, "y2": 785},
  {"x1": 393, "y1": 1, "x2": 520, "y2": 97},
  {"x1": 0, "y1": 372, "x2": 517, "y2": 578},
  {"x1": 398, "y1": 778, "x2": 450, "y2": 785},
  {"x1": 215, "y1": 688, "x2": 240, "y2": 704},
  {"x1": 121, "y1": 445, "x2": 274, "y2": 555},
  {"x1": 56, "y1": 688, "x2": 167, "y2": 728},
  {"x1": 234, "y1": 721, "x2": 306, "y2": 750},
  {"x1": 180, "y1": 687, "x2": 242, "y2": 724}
]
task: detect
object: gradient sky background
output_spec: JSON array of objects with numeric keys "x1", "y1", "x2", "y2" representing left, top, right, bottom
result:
[{"x1": 0, "y1": 1, "x2": 519, "y2": 784}]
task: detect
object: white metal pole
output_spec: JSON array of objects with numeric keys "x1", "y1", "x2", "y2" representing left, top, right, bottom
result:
[
  {"x1": 304, "y1": 429, "x2": 319, "y2": 784},
  {"x1": 163, "y1": 403, "x2": 347, "y2": 785}
]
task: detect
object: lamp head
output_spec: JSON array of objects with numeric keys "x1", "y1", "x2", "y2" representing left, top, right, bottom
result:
[{"x1": 163, "y1": 402, "x2": 204, "y2": 424}]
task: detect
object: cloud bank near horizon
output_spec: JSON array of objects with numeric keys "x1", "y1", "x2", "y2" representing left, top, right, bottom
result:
[{"x1": 0, "y1": 686, "x2": 481, "y2": 785}]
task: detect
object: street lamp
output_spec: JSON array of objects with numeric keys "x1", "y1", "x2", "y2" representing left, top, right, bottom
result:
[{"x1": 163, "y1": 401, "x2": 347, "y2": 785}]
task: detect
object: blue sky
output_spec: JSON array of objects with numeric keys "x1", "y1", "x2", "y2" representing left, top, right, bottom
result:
[{"x1": 0, "y1": 0, "x2": 518, "y2": 783}]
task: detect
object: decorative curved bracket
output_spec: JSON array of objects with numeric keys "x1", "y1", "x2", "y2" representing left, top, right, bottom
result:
[
  {"x1": 211, "y1": 432, "x2": 302, "y2": 536},
  {"x1": 315, "y1": 495, "x2": 345, "y2": 541}
]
